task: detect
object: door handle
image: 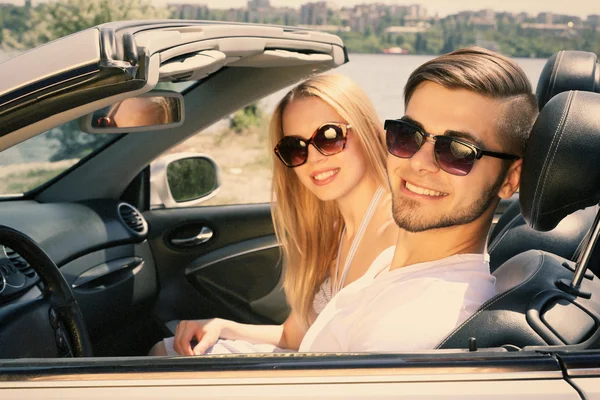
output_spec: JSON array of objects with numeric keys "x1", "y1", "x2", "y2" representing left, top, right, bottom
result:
[{"x1": 171, "y1": 227, "x2": 213, "y2": 247}]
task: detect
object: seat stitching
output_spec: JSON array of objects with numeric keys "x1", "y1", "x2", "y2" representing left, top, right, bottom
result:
[
  {"x1": 531, "y1": 91, "x2": 573, "y2": 226},
  {"x1": 548, "y1": 51, "x2": 563, "y2": 105},
  {"x1": 535, "y1": 91, "x2": 573, "y2": 225},
  {"x1": 435, "y1": 252, "x2": 545, "y2": 348},
  {"x1": 488, "y1": 213, "x2": 522, "y2": 254}
]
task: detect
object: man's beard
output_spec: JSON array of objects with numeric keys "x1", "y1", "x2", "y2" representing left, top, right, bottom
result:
[{"x1": 390, "y1": 170, "x2": 508, "y2": 233}]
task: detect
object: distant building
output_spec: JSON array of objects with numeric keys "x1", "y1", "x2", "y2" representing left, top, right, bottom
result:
[
  {"x1": 297, "y1": 24, "x2": 350, "y2": 32},
  {"x1": 385, "y1": 25, "x2": 429, "y2": 34},
  {"x1": 169, "y1": 3, "x2": 209, "y2": 20},
  {"x1": 536, "y1": 12, "x2": 553, "y2": 25},
  {"x1": 447, "y1": 10, "x2": 496, "y2": 30},
  {"x1": 475, "y1": 9, "x2": 495, "y2": 20},
  {"x1": 470, "y1": 9, "x2": 496, "y2": 30},
  {"x1": 248, "y1": 0, "x2": 270, "y2": 8},
  {"x1": 248, "y1": 0, "x2": 272, "y2": 23},
  {"x1": 300, "y1": 2, "x2": 328, "y2": 25},
  {"x1": 226, "y1": 8, "x2": 246, "y2": 22},
  {"x1": 407, "y1": 4, "x2": 427, "y2": 19},
  {"x1": 454, "y1": 11, "x2": 473, "y2": 23},
  {"x1": 273, "y1": 7, "x2": 300, "y2": 25},
  {"x1": 470, "y1": 17, "x2": 497, "y2": 30},
  {"x1": 349, "y1": 4, "x2": 383, "y2": 33},
  {"x1": 496, "y1": 12, "x2": 517, "y2": 24},
  {"x1": 515, "y1": 12, "x2": 531, "y2": 23},
  {"x1": 586, "y1": 14, "x2": 600, "y2": 30},
  {"x1": 520, "y1": 22, "x2": 580, "y2": 35},
  {"x1": 552, "y1": 14, "x2": 582, "y2": 25}
]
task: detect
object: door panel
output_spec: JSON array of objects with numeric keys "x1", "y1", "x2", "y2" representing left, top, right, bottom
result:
[
  {"x1": 145, "y1": 203, "x2": 289, "y2": 328},
  {"x1": 185, "y1": 235, "x2": 288, "y2": 324}
]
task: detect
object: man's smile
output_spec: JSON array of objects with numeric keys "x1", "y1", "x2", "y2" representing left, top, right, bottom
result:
[{"x1": 404, "y1": 180, "x2": 448, "y2": 197}]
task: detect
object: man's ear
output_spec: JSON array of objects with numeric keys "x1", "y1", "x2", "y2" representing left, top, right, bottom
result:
[{"x1": 497, "y1": 159, "x2": 522, "y2": 199}]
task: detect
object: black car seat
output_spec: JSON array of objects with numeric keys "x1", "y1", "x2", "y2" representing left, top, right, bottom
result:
[
  {"x1": 488, "y1": 50, "x2": 600, "y2": 273},
  {"x1": 438, "y1": 90, "x2": 600, "y2": 350},
  {"x1": 488, "y1": 201, "x2": 597, "y2": 272},
  {"x1": 536, "y1": 50, "x2": 599, "y2": 110}
]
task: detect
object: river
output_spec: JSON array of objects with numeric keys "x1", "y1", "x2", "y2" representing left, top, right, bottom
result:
[{"x1": 261, "y1": 53, "x2": 547, "y2": 120}]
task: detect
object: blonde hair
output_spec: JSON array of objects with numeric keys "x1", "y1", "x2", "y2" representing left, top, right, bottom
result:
[{"x1": 269, "y1": 73, "x2": 388, "y2": 327}]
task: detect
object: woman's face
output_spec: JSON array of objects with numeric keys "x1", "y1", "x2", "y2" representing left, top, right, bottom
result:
[{"x1": 281, "y1": 97, "x2": 370, "y2": 202}]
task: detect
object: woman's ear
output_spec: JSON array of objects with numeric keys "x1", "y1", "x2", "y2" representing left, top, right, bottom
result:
[{"x1": 497, "y1": 159, "x2": 522, "y2": 199}]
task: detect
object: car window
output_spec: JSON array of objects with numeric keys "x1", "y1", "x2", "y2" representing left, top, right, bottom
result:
[
  {"x1": 0, "y1": 82, "x2": 197, "y2": 197},
  {"x1": 162, "y1": 100, "x2": 274, "y2": 206},
  {"x1": 0, "y1": 121, "x2": 119, "y2": 196}
]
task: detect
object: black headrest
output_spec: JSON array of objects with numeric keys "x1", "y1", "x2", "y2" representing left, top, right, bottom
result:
[
  {"x1": 537, "y1": 50, "x2": 599, "y2": 110},
  {"x1": 488, "y1": 201, "x2": 597, "y2": 272},
  {"x1": 521, "y1": 91, "x2": 600, "y2": 231}
]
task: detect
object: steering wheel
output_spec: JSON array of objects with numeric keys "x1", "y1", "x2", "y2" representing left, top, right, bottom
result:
[{"x1": 0, "y1": 225, "x2": 93, "y2": 358}]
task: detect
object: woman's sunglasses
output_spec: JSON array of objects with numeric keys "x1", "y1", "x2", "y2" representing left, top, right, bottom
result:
[
  {"x1": 274, "y1": 122, "x2": 350, "y2": 168},
  {"x1": 384, "y1": 119, "x2": 519, "y2": 176},
  {"x1": 95, "y1": 101, "x2": 124, "y2": 128}
]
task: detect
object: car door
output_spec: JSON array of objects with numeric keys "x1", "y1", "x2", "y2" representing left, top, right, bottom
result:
[
  {"x1": 143, "y1": 99, "x2": 290, "y2": 330},
  {"x1": 146, "y1": 200, "x2": 288, "y2": 328},
  {"x1": 0, "y1": 350, "x2": 588, "y2": 399}
]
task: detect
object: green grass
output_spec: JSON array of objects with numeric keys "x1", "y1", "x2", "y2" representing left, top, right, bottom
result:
[{"x1": 5, "y1": 168, "x2": 67, "y2": 193}]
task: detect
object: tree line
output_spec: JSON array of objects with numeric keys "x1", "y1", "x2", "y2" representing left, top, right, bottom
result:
[{"x1": 1, "y1": 0, "x2": 598, "y2": 57}]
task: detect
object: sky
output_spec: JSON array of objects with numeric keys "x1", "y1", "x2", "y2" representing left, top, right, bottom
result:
[{"x1": 5, "y1": 0, "x2": 598, "y2": 19}]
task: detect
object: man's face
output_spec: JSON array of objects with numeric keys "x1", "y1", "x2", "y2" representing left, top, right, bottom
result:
[{"x1": 387, "y1": 81, "x2": 516, "y2": 232}]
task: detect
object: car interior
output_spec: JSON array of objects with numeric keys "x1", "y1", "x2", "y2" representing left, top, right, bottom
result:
[{"x1": 1, "y1": 19, "x2": 600, "y2": 360}]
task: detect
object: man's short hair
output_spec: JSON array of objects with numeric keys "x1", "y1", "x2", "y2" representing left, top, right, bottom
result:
[{"x1": 404, "y1": 46, "x2": 538, "y2": 156}]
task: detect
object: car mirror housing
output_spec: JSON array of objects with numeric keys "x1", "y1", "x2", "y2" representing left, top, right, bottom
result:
[
  {"x1": 79, "y1": 91, "x2": 185, "y2": 134},
  {"x1": 150, "y1": 153, "x2": 221, "y2": 209}
]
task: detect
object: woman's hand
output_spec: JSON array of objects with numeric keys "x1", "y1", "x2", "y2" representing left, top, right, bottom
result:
[{"x1": 173, "y1": 318, "x2": 227, "y2": 355}]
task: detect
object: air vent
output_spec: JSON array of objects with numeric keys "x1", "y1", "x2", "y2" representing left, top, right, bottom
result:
[
  {"x1": 118, "y1": 203, "x2": 148, "y2": 236},
  {"x1": 4, "y1": 246, "x2": 37, "y2": 279}
]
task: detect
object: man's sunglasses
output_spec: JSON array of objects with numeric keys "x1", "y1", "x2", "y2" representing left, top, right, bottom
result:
[
  {"x1": 384, "y1": 119, "x2": 519, "y2": 176},
  {"x1": 274, "y1": 122, "x2": 350, "y2": 168}
]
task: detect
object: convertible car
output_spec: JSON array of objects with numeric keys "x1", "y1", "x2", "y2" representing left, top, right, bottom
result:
[{"x1": 1, "y1": 20, "x2": 600, "y2": 399}]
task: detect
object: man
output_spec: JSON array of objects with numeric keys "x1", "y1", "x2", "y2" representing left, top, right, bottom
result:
[{"x1": 299, "y1": 47, "x2": 539, "y2": 352}]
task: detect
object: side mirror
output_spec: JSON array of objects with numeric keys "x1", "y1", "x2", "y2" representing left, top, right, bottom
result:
[
  {"x1": 150, "y1": 153, "x2": 221, "y2": 209},
  {"x1": 79, "y1": 91, "x2": 184, "y2": 134}
]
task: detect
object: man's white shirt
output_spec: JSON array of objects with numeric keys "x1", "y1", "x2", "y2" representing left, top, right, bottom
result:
[{"x1": 299, "y1": 247, "x2": 496, "y2": 352}]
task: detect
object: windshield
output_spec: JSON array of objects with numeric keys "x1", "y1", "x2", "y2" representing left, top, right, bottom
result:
[
  {"x1": 0, "y1": 82, "x2": 196, "y2": 197},
  {"x1": 0, "y1": 122, "x2": 118, "y2": 197}
]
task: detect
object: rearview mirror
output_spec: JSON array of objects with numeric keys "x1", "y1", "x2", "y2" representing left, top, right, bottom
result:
[{"x1": 80, "y1": 91, "x2": 184, "y2": 134}]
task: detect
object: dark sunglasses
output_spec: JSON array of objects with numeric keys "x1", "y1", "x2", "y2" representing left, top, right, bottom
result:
[
  {"x1": 274, "y1": 122, "x2": 350, "y2": 168},
  {"x1": 95, "y1": 101, "x2": 124, "y2": 128},
  {"x1": 384, "y1": 119, "x2": 519, "y2": 176}
]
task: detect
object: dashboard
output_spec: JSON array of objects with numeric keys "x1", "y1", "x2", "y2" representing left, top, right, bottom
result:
[{"x1": 0, "y1": 199, "x2": 158, "y2": 343}]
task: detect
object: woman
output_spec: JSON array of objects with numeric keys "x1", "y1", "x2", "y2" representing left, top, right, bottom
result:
[{"x1": 149, "y1": 73, "x2": 398, "y2": 356}]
